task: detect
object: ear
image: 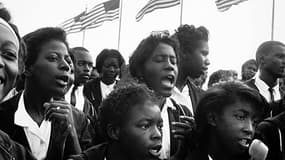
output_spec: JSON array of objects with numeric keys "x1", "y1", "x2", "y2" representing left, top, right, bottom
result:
[
  {"x1": 259, "y1": 56, "x2": 265, "y2": 66},
  {"x1": 207, "y1": 112, "x2": 218, "y2": 126},
  {"x1": 23, "y1": 67, "x2": 33, "y2": 77},
  {"x1": 106, "y1": 124, "x2": 120, "y2": 140}
]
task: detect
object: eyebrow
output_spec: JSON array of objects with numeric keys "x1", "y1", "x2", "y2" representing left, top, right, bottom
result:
[{"x1": 2, "y1": 41, "x2": 18, "y2": 49}]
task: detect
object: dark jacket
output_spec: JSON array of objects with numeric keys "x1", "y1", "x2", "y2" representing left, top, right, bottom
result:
[
  {"x1": 186, "y1": 78, "x2": 205, "y2": 113},
  {"x1": 167, "y1": 98, "x2": 193, "y2": 158},
  {"x1": 245, "y1": 78, "x2": 279, "y2": 117},
  {"x1": 83, "y1": 78, "x2": 103, "y2": 114},
  {"x1": 0, "y1": 129, "x2": 36, "y2": 160},
  {"x1": 69, "y1": 142, "x2": 162, "y2": 160},
  {"x1": 0, "y1": 93, "x2": 94, "y2": 159},
  {"x1": 255, "y1": 111, "x2": 285, "y2": 160}
]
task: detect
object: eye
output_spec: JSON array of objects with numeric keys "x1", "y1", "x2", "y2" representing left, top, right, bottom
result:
[
  {"x1": 139, "y1": 123, "x2": 150, "y2": 130},
  {"x1": 77, "y1": 61, "x2": 84, "y2": 66},
  {"x1": 234, "y1": 114, "x2": 246, "y2": 121},
  {"x1": 47, "y1": 54, "x2": 58, "y2": 62},
  {"x1": 157, "y1": 122, "x2": 163, "y2": 130},
  {"x1": 1, "y1": 50, "x2": 17, "y2": 61}
]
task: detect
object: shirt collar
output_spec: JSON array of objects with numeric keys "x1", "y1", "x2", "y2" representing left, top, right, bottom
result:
[{"x1": 255, "y1": 73, "x2": 279, "y2": 91}]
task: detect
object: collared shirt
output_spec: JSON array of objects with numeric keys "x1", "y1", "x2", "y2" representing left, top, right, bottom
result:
[
  {"x1": 66, "y1": 85, "x2": 85, "y2": 111},
  {"x1": 14, "y1": 93, "x2": 51, "y2": 160},
  {"x1": 171, "y1": 87, "x2": 193, "y2": 115},
  {"x1": 100, "y1": 81, "x2": 116, "y2": 100},
  {"x1": 255, "y1": 74, "x2": 281, "y2": 102},
  {"x1": 159, "y1": 97, "x2": 176, "y2": 159}
]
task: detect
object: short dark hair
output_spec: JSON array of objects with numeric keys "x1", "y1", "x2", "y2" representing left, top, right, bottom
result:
[
  {"x1": 242, "y1": 59, "x2": 257, "y2": 71},
  {"x1": 23, "y1": 27, "x2": 69, "y2": 69},
  {"x1": 173, "y1": 24, "x2": 209, "y2": 55},
  {"x1": 69, "y1": 46, "x2": 89, "y2": 62},
  {"x1": 256, "y1": 41, "x2": 285, "y2": 66},
  {"x1": 99, "y1": 83, "x2": 160, "y2": 140},
  {"x1": 207, "y1": 69, "x2": 236, "y2": 88},
  {"x1": 129, "y1": 34, "x2": 179, "y2": 79},
  {"x1": 95, "y1": 49, "x2": 124, "y2": 73},
  {"x1": 195, "y1": 81, "x2": 268, "y2": 145}
]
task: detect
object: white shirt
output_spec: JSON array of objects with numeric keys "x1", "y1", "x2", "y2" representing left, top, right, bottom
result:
[
  {"x1": 159, "y1": 97, "x2": 176, "y2": 159},
  {"x1": 255, "y1": 75, "x2": 281, "y2": 102},
  {"x1": 14, "y1": 93, "x2": 51, "y2": 160},
  {"x1": 66, "y1": 85, "x2": 85, "y2": 111},
  {"x1": 100, "y1": 81, "x2": 115, "y2": 100},
  {"x1": 171, "y1": 87, "x2": 193, "y2": 115}
]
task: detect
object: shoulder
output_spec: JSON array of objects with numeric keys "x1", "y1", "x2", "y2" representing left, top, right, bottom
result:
[
  {"x1": 244, "y1": 79, "x2": 258, "y2": 90},
  {"x1": 69, "y1": 143, "x2": 108, "y2": 160},
  {"x1": 0, "y1": 92, "x2": 21, "y2": 112}
]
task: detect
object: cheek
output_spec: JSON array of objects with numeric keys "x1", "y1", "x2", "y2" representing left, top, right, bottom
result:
[{"x1": 5, "y1": 61, "x2": 18, "y2": 83}]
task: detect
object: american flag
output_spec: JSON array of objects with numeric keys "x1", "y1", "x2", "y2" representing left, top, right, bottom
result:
[
  {"x1": 136, "y1": 0, "x2": 180, "y2": 22},
  {"x1": 215, "y1": 0, "x2": 248, "y2": 12},
  {"x1": 59, "y1": 11, "x2": 86, "y2": 34},
  {"x1": 59, "y1": 0, "x2": 120, "y2": 34}
]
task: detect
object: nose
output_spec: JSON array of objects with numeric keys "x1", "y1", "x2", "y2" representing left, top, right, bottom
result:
[
  {"x1": 204, "y1": 57, "x2": 210, "y2": 66},
  {"x1": 243, "y1": 119, "x2": 254, "y2": 136},
  {"x1": 83, "y1": 64, "x2": 92, "y2": 72},
  {"x1": 165, "y1": 58, "x2": 175, "y2": 70},
  {"x1": 151, "y1": 126, "x2": 162, "y2": 141},
  {"x1": 59, "y1": 59, "x2": 71, "y2": 72}
]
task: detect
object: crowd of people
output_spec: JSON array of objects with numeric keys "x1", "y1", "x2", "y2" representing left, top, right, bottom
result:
[{"x1": 1, "y1": 2, "x2": 285, "y2": 160}]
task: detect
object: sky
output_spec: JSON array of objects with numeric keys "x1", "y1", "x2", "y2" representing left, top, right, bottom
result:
[{"x1": 3, "y1": 0, "x2": 285, "y2": 80}]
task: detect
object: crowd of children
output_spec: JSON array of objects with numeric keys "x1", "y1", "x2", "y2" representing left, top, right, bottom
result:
[{"x1": 1, "y1": 2, "x2": 285, "y2": 160}]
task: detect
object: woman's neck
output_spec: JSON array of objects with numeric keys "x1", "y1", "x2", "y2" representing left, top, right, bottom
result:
[
  {"x1": 207, "y1": 135, "x2": 230, "y2": 160},
  {"x1": 24, "y1": 85, "x2": 51, "y2": 126},
  {"x1": 176, "y1": 72, "x2": 188, "y2": 91}
]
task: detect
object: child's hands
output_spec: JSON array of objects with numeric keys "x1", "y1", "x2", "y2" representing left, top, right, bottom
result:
[
  {"x1": 44, "y1": 98, "x2": 75, "y2": 138},
  {"x1": 44, "y1": 98, "x2": 82, "y2": 156},
  {"x1": 171, "y1": 116, "x2": 195, "y2": 140}
]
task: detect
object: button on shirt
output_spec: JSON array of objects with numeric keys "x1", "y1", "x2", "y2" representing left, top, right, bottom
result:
[
  {"x1": 14, "y1": 93, "x2": 51, "y2": 160},
  {"x1": 66, "y1": 85, "x2": 85, "y2": 111},
  {"x1": 255, "y1": 75, "x2": 281, "y2": 102},
  {"x1": 100, "y1": 81, "x2": 116, "y2": 100}
]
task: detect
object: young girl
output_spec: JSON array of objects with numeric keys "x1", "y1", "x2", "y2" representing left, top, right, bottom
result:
[
  {"x1": 84, "y1": 49, "x2": 125, "y2": 114},
  {"x1": 128, "y1": 34, "x2": 194, "y2": 159},
  {"x1": 0, "y1": 27, "x2": 93, "y2": 159},
  {"x1": 70, "y1": 83, "x2": 163, "y2": 160},
  {"x1": 186, "y1": 81, "x2": 267, "y2": 160}
]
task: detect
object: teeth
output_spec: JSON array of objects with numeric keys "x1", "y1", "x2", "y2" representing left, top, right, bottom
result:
[
  {"x1": 239, "y1": 139, "x2": 249, "y2": 147},
  {"x1": 149, "y1": 149, "x2": 160, "y2": 157}
]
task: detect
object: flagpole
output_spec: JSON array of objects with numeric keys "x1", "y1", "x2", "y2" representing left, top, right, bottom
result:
[
  {"x1": 179, "y1": 0, "x2": 183, "y2": 25},
  {"x1": 270, "y1": 0, "x2": 275, "y2": 40},
  {"x1": 117, "y1": 0, "x2": 123, "y2": 50},
  {"x1": 82, "y1": 0, "x2": 88, "y2": 47}
]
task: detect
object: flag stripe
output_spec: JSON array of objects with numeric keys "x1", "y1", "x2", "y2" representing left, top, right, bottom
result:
[
  {"x1": 86, "y1": 9, "x2": 119, "y2": 29},
  {"x1": 59, "y1": 0, "x2": 119, "y2": 34},
  {"x1": 215, "y1": 0, "x2": 247, "y2": 12},
  {"x1": 136, "y1": 0, "x2": 180, "y2": 22}
]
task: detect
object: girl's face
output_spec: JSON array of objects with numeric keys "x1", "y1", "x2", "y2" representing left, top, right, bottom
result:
[
  {"x1": 0, "y1": 25, "x2": 19, "y2": 101},
  {"x1": 212, "y1": 101, "x2": 261, "y2": 157},
  {"x1": 101, "y1": 57, "x2": 120, "y2": 85},
  {"x1": 142, "y1": 43, "x2": 178, "y2": 97},
  {"x1": 119, "y1": 101, "x2": 163, "y2": 160},
  {"x1": 29, "y1": 40, "x2": 73, "y2": 97}
]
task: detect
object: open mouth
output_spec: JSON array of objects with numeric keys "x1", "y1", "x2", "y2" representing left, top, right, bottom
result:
[
  {"x1": 161, "y1": 75, "x2": 175, "y2": 88},
  {"x1": 148, "y1": 145, "x2": 162, "y2": 157},
  {"x1": 56, "y1": 75, "x2": 69, "y2": 86},
  {"x1": 238, "y1": 138, "x2": 251, "y2": 148}
]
